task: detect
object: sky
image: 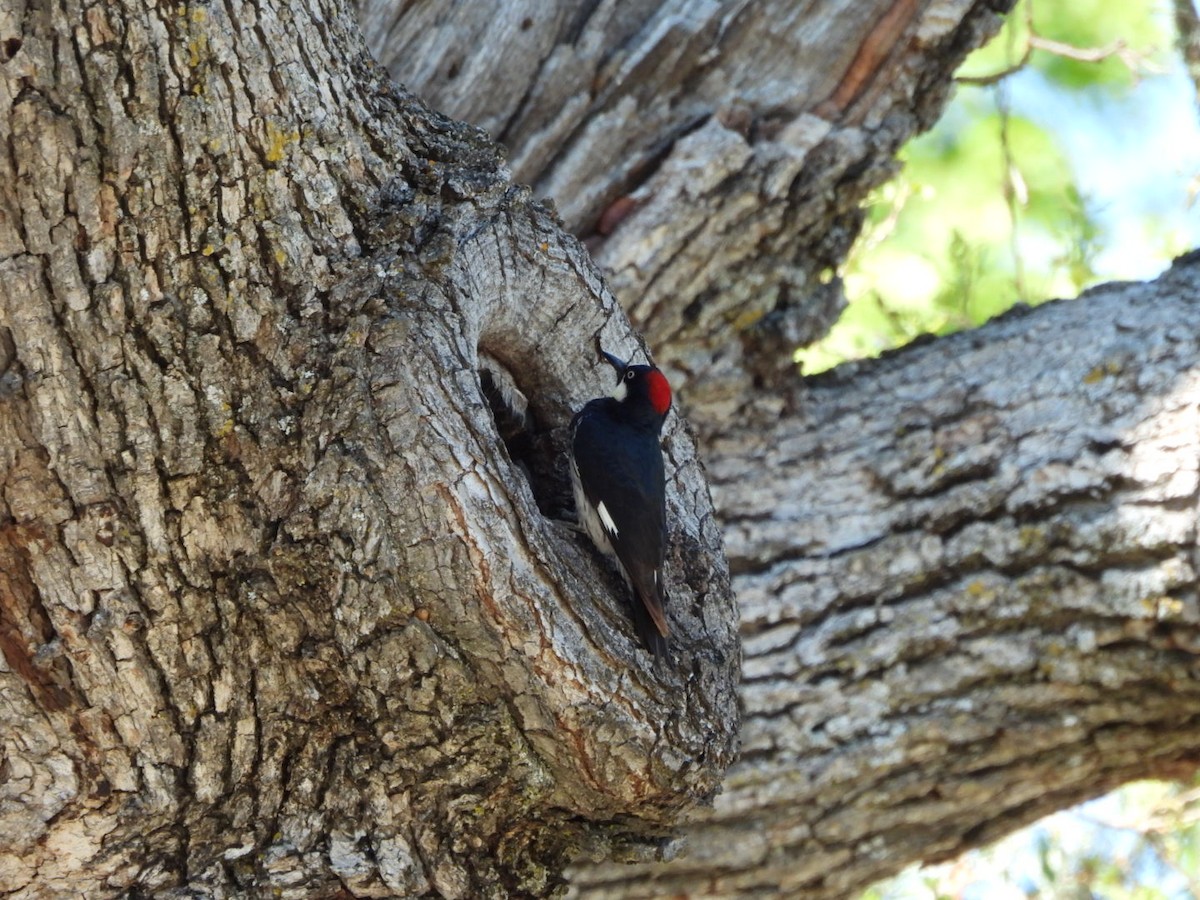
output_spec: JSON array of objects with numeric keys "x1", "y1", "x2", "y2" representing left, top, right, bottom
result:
[{"x1": 1011, "y1": 58, "x2": 1200, "y2": 282}]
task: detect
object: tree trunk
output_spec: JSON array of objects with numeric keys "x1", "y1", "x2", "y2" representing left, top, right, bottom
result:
[
  {"x1": 5, "y1": 0, "x2": 1196, "y2": 898},
  {"x1": 0, "y1": 2, "x2": 737, "y2": 896}
]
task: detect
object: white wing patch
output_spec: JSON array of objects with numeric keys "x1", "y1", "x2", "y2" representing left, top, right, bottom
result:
[
  {"x1": 597, "y1": 501, "x2": 619, "y2": 538},
  {"x1": 571, "y1": 456, "x2": 614, "y2": 556}
]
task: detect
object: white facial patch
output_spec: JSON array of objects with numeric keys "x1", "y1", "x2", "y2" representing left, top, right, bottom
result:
[
  {"x1": 610, "y1": 380, "x2": 628, "y2": 401},
  {"x1": 597, "y1": 501, "x2": 619, "y2": 537}
]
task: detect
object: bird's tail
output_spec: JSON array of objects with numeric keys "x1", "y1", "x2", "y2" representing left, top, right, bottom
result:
[{"x1": 632, "y1": 586, "x2": 670, "y2": 661}]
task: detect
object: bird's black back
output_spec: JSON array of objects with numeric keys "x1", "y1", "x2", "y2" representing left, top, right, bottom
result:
[{"x1": 571, "y1": 398, "x2": 669, "y2": 654}]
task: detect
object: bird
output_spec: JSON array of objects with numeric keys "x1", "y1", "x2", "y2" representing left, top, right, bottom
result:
[{"x1": 569, "y1": 348, "x2": 672, "y2": 659}]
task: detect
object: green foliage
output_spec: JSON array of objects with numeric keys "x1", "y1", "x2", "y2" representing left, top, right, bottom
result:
[
  {"x1": 960, "y1": 0, "x2": 1169, "y2": 90},
  {"x1": 796, "y1": 0, "x2": 1171, "y2": 376},
  {"x1": 795, "y1": 104, "x2": 1096, "y2": 372}
]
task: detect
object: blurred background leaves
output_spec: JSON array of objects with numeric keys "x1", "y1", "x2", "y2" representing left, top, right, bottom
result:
[{"x1": 797, "y1": 0, "x2": 1198, "y2": 375}]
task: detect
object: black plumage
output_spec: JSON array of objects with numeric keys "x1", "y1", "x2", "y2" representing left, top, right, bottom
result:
[{"x1": 570, "y1": 351, "x2": 672, "y2": 658}]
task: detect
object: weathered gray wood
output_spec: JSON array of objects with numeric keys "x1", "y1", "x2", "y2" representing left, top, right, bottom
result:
[
  {"x1": 6, "y1": 0, "x2": 1194, "y2": 897},
  {"x1": 361, "y1": 0, "x2": 1016, "y2": 428},
  {"x1": 570, "y1": 256, "x2": 1200, "y2": 896},
  {"x1": 0, "y1": 1, "x2": 737, "y2": 896}
]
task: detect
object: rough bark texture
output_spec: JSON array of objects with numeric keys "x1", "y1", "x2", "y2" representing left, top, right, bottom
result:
[
  {"x1": 0, "y1": 1, "x2": 738, "y2": 897},
  {"x1": 5, "y1": 0, "x2": 1194, "y2": 898},
  {"x1": 572, "y1": 256, "x2": 1200, "y2": 896},
  {"x1": 357, "y1": 1, "x2": 1200, "y2": 894},
  {"x1": 360, "y1": 0, "x2": 1016, "y2": 426}
]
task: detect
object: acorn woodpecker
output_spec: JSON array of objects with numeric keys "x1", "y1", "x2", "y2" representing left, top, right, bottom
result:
[{"x1": 570, "y1": 348, "x2": 672, "y2": 659}]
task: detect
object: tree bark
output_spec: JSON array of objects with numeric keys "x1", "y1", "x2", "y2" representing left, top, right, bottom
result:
[
  {"x1": 0, "y1": 1, "x2": 737, "y2": 896},
  {"x1": 359, "y1": 0, "x2": 1017, "y2": 424},
  {"x1": 5, "y1": 0, "x2": 1196, "y2": 898},
  {"x1": 570, "y1": 255, "x2": 1200, "y2": 897}
]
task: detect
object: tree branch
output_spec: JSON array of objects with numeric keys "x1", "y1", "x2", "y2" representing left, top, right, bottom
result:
[
  {"x1": 1176, "y1": 0, "x2": 1200, "y2": 110},
  {"x1": 360, "y1": 0, "x2": 1019, "y2": 424},
  {"x1": 571, "y1": 254, "x2": 1200, "y2": 896}
]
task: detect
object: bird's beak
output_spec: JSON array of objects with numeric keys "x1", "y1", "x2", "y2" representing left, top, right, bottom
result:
[{"x1": 600, "y1": 349, "x2": 627, "y2": 376}]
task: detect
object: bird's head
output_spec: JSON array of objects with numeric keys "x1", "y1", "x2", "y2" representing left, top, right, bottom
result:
[{"x1": 601, "y1": 349, "x2": 672, "y2": 418}]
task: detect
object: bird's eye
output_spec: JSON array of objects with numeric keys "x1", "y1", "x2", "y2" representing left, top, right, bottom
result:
[{"x1": 625, "y1": 370, "x2": 635, "y2": 380}]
